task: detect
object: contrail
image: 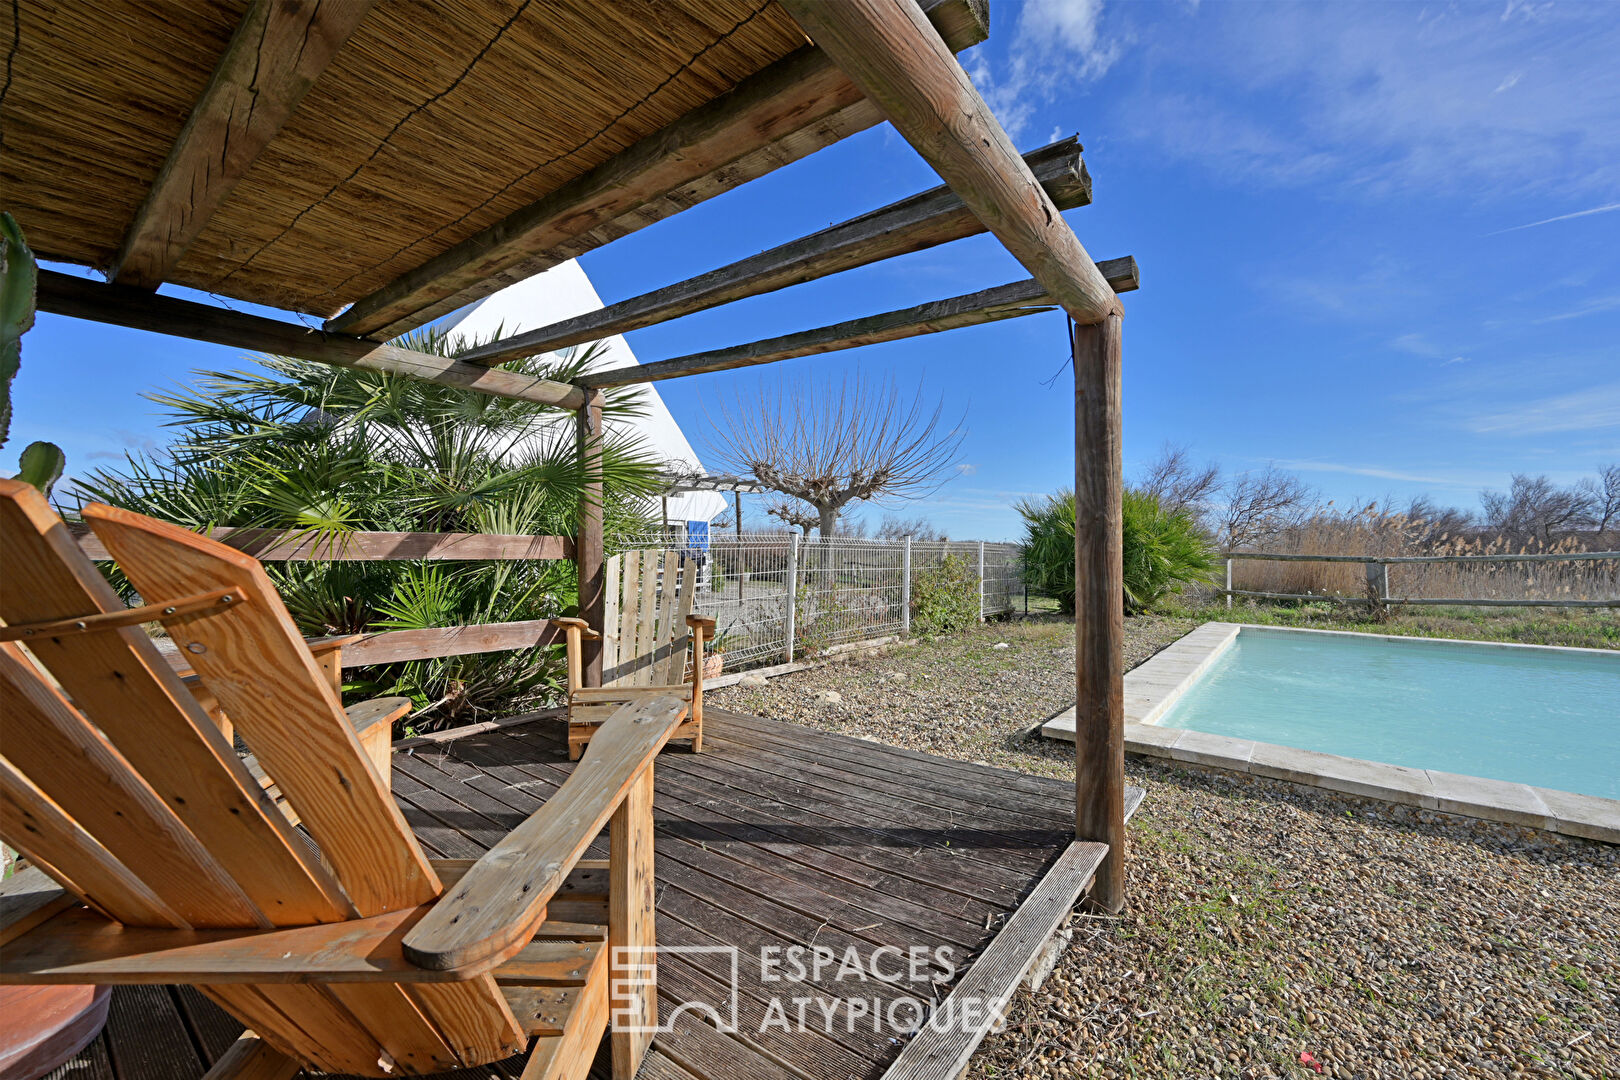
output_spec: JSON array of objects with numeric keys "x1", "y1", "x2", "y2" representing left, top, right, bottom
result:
[{"x1": 1491, "y1": 202, "x2": 1620, "y2": 235}]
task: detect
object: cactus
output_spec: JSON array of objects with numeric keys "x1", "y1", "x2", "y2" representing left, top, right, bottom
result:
[
  {"x1": 16, "y1": 440, "x2": 65, "y2": 497},
  {"x1": 1, "y1": 211, "x2": 65, "y2": 493},
  {"x1": 1, "y1": 211, "x2": 36, "y2": 450}
]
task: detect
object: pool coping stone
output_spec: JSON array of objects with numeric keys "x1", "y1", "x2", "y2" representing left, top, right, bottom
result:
[{"x1": 1041, "y1": 621, "x2": 1618, "y2": 844}]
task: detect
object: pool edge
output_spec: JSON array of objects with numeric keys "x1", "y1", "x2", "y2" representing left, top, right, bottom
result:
[{"x1": 1040, "y1": 621, "x2": 1620, "y2": 844}]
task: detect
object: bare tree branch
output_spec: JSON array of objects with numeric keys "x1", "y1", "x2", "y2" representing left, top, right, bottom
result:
[{"x1": 706, "y1": 375, "x2": 965, "y2": 537}]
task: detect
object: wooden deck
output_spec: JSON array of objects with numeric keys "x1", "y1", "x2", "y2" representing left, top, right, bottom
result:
[{"x1": 46, "y1": 708, "x2": 1111, "y2": 1080}]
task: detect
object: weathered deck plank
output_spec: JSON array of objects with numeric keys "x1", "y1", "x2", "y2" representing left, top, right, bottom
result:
[{"x1": 58, "y1": 709, "x2": 1108, "y2": 1080}]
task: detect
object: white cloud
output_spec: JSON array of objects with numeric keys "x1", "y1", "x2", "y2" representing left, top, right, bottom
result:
[
  {"x1": 968, "y1": 0, "x2": 1124, "y2": 141},
  {"x1": 1391, "y1": 333, "x2": 1447, "y2": 359},
  {"x1": 1120, "y1": 3, "x2": 1620, "y2": 200},
  {"x1": 956, "y1": 463, "x2": 979, "y2": 476},
  {"x1": 1491, "y1": 202, "x2": 1620, "y2": 235},
  {"x1": 1270, "y1": 459, "x2": 1499, "y2": 488},
  {"x1": 1465, "y1": 382, "x2": 1620, "y2": 436}
]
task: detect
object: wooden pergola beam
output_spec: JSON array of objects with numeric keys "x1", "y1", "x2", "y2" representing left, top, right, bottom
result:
[
  {"x1": 108, "y1": 0, "x2": 373, "y2": 289},
  {"x1": 577, "y1": 257, "x2": 1137, "y2": 388},
  {"x1": 780, "y1": 0, "x2": 1118, "y2": 326},
  {"x1": 324, "y1": 0, "x2": 989, "y2": 340},
  {"x1": 35, "y1": 272, "x2": 584, "y2": 409},
  {"x1": 462, "y1": 137, "x2": 1092, "y2": 367}
]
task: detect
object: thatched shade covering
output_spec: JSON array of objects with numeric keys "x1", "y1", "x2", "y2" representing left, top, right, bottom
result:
[{"x1": 0, "y1": 0, "x2": 814, "y2": 317}]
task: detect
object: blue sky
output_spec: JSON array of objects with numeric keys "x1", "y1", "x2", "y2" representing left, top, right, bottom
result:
[{"x1": 11, "y1": 0, "x2": 1620, "y2": 541}]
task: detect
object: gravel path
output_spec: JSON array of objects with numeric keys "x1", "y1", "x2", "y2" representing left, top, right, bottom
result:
[{"x1": 710, "y1": 618, "x2": 1618, "y2": 1080}]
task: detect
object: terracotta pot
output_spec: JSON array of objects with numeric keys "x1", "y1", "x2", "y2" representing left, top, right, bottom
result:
[
  {"x1": 702, "y1": 652, "x2": 724, "y2": 680},
  {"x1": 0, "y1": 984, "x2": 112, "y2": 1080}
]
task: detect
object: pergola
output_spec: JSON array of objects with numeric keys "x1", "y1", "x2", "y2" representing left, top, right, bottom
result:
[{"x1": 4, "y1": 0, "x2": 1132, "y2": 912}]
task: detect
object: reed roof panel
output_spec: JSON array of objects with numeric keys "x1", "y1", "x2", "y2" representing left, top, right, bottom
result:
[{"x1": 2, "y1": 0, "x2": 809, "y2": 315}]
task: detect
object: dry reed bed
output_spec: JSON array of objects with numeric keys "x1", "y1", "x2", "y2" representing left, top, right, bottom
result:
[{"x1": 1230, "y1": 517, "x2": 1619, "y2": 602}]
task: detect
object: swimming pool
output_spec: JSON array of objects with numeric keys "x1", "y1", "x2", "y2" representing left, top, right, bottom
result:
[{"x1": 1158, "y1": 627, "x2": 1620, "y2": 800}]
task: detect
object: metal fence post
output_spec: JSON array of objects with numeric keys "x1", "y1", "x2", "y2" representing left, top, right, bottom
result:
[
  {"x1": 1224, "y1": 557, "x2": 1233, "y2": 610},
  {"x1": 783, "y1": 533, "x2": 800, "y2": 663},
  {"x1": 977, "y1": 540, "x2": 986, "y2": 621},
  {"x1": 901, "y1": 536, "x2": 912, "y2": 635}
]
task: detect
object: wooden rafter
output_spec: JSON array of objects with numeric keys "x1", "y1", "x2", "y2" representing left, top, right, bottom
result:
[
  {"x1": 323, "y1": 0, "x2": 989, "y2": 340},
  {"x1": 462, "y1": 137, "x2": 1092, "y2": 366},
  {"x1": 35, "y1": 272, "x2": 584, "y2": 409},
  {"x1": 781, "y1": 0, "x2": 1118, "y2": 326},
  {"x1": 108, "y1": 0, "x2": 373, "y2": 289},
  {"x1": 577, "y1": 258, "x2": 1137, "y2": 388}
]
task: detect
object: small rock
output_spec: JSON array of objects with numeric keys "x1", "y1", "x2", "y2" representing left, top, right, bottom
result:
[
  {"x1": 813, "y1": 689, "x2": 842, "y2": 705},
  {"x1": 992, "y1": 642, "x2": 1010, "y2": 649},
  {"x1": 737, "y1": 673, "x2": 768, "y2": 687}
]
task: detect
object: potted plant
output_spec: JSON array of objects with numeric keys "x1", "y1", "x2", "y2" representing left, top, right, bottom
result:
[{"x1": 701, "y1": 628, "x2": 737, "y2": 679}]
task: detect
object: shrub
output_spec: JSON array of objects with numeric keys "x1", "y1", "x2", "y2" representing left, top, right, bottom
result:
[
  {"x1": 1120, "y1": 489, "x2": 1219, "y2": 613},
  {"x1": 1016, "y1": 489, "x2": 1218, "y2": 615},
  {"x1": 910, "y1": 554, "x2": 981, "y2": 635}
]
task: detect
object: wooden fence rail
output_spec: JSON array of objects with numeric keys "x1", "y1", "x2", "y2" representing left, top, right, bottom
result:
[
  {"x1": 74, "y1": 526, "x2": 573, "y2": 669},
  {"x1": 1220, "y1": 550, "x2": 1620, "y2": 609}
]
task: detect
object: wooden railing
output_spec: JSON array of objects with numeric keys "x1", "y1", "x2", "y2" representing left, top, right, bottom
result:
[
  {"x1": 75, "y1": 526, "x2": 575, "y2": 668},
  {"x1": 1220, "y1": 550, "x2": 1620, "y2": 609}
]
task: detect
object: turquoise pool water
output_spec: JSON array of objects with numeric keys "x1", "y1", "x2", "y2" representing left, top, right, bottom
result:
[{"x1": 1160, "y1": 629, "x2": 1620, "y2": 799}]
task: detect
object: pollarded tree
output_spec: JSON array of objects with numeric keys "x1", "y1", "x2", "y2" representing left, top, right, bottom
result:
[{"x1": 708, "y1": 376, "x2": 964, "y2": 538}]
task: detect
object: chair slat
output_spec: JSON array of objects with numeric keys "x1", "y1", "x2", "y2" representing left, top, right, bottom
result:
[
  {"x1": 631, "y1": 553, "x2": 660, "y2": 686},
  {"x1": 243, "y1": 984, "x2": 389, "y2": 1075},
  {"x1": 601, "y1": 554, "x2": 621, "y2": 678},
  {"x1": 650, "y1": 553, "x2": 677, "y2": 689},
  {"x1": 408, "y1": 979, "x2": 526, "y2": 1067},
  {"x1": 0, "y1": 757, "x2": 184, "y2": 929},
  {"x1": 83, "y1": 503, "x2": 439, "y2": 917},
  {"x1": 0, "y1": 643, "x2": 262, "y2": 927},
  {"x1": 661, "y1": 559, "x2": 697, "y2": 685},
  {"x1": 326, "y1": 983, "x2": 463, "y2": 1074},
  {"x1": 0, "y1": 483, "x2": 349, "y2": 926}
]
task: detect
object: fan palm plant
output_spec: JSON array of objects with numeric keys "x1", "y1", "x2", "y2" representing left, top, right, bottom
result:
[
  {"x1": 1016, "y1": 488, "x2": 1217, "y2": 615},
  {"x1": 74, "y1": 330, "x2": 663, "y2": 728}
]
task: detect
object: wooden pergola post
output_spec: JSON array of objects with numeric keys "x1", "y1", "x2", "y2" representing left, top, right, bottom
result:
[
  {"x1": 576, "y1": 388, "x2": 606, "y2": 688},
  {"x1": 780, "y1": 0, "x2": 1131, "y2": 911},
  {"x1": 1072, "y1": 315, "x2": 1126, "y2": 912}
]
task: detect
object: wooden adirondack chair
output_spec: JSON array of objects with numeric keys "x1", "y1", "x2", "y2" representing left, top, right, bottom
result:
[
  {"x1": 557, "y1": 549, "x2": 715, "y2": 761},
  {"x1": 0, "y1": 479, "x2": 682, "y2": 1080}
]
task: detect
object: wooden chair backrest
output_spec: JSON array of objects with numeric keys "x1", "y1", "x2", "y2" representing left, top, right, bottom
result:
[
  {"x1": 0, "y1": 482, "x2": 521, "y2": 1073},
  {"x1": 601, "y1": 550, "x2": 697, "y2": 687}
]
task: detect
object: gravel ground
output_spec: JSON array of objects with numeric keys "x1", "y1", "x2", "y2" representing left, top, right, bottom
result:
[{"x1": 710, "y1": 618, "x2": 1619, "y2": 1080}]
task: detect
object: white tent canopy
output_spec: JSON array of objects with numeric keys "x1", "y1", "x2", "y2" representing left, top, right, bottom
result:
[{"x1": 440, "y1": 260, "x2": 728, "y2": 525}]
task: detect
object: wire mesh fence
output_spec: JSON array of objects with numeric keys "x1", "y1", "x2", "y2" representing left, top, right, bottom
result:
[{"x1": 613, "y1": 532, "x2": 1025, "y2": 672}]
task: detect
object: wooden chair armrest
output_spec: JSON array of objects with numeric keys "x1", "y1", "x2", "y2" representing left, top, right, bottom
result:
[
  {"x1": 685, "y1": 614, "x2": 717, "y2": 640},
  {"x1": 553, "y1": 617, "x2": 602, "y2": 640},
  {"x1": 306, "y1": 633, "x2": 364, "y2": 656},
  {"x1": 0, "y1": 900, "x2": 508, "y2": 984},
  {"x1": 401, "y1": 695, "x2": 687, "y2": 972},
  {"x1": 346, "y1": 696, "x2": 411, "y2": 740}
]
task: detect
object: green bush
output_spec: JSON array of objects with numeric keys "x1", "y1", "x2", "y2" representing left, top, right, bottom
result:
[
  {"x1": 1016, "y1": 489, "x2": 1217, "y2": 615},
  {"x1": 1120, "y1": 489, "x2": 1219, "y2": 613},
  {"x1": 910, "y1": 554, "x2": 981, "y2": 635}
]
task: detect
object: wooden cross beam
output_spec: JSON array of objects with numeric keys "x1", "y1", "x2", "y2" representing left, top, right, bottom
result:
[
  {"x1": 109, "y1": 0, "x2": 373, "y2": 289},
  {"x1": 780, "y1": 0, "x2": 1118, "y2": 326},
  {"x1": 323, "y1": 0, "x2": 990, "y2": 340},
  {"x1": 577, "y1": 257, "x2": 1137, "y2": 388},
  {"x1": 461, "y1": 137, "x2": 1092, "y2": 367},
  {"x1": 35, "y1": 271, "x2": 584, "y2": 409}
]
